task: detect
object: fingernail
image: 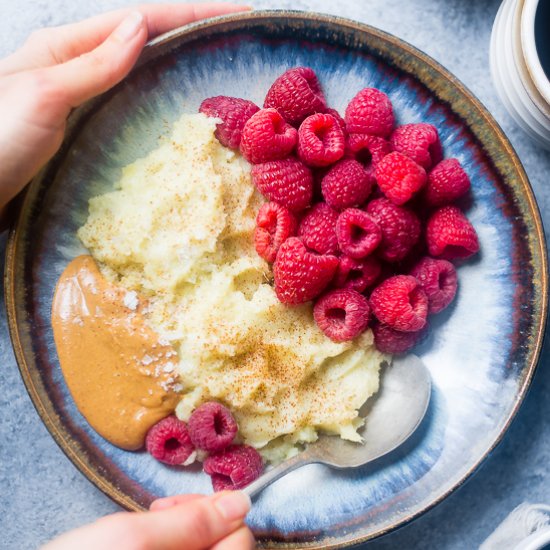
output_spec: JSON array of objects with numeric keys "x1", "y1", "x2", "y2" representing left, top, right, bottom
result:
[
  {"x1": 213, "y1": 491, "x2": 251, "y2": 521},
  {"x1": 113, "y1": 11, "x2": 144, "y2": 42}
]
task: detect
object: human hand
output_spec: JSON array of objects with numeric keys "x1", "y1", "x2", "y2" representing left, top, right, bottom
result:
[
  {"x1": 42, "y1": 491, "x2": 255, "y2": 549},
  {"x1": 0, "y1": 3, "x2": 249, "y2": 215}
]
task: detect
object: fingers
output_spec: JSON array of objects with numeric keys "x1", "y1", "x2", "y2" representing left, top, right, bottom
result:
[
  {"x1": 0, "y1": 3, "x2": 251, "y2": 75},
  {"x1": 132, "y1": 491, "x2": 252, "y2": 549},
  {"x1": 0, "y1": 2, "x2": 252, "y2": 205},
  {"x1": 27, "y1": 1, "x2": 253, "y2": 108},
  {"x1": 47, "y1": 3, "x2": 251, "y2": 61},
  {"x1": 42, "y1": 492, "x2": 254, "y2": 550},
  {"x1": 149, "y1": 494, "x2": 255, "y2": 548},
  {"x1": 0, "y1": 10, "x2": 147, "y2": 208},
  {"x1": 139, "y1": 2, "x2": 252, "y2": 38},
  {"x1": 43, "y1": 11, "x2": 148, "y2": 108},
  {"x1": 211, "y1": 525, "x2": 256, "y2": 550}
]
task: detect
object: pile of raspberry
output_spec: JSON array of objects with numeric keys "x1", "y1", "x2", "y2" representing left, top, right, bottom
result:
[
  {"x1": 145, "y1": 402, "x2": 263, "y2": 491},
  {"x1": 199, "y1": 67, "x2": 479, "y2": 354}
]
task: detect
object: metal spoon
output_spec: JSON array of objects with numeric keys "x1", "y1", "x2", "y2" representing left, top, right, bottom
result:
[{"x1": 243, "y1": 355, "x2": 431, "y2": 499}]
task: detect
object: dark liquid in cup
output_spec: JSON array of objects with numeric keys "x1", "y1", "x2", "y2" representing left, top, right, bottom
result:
[{"x1": 535, "y1": 0, "x2": 550, "y2": 80}]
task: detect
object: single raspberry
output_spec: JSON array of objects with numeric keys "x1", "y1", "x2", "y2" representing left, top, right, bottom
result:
[
  {"x1": 346, "y1": 133, "x2": 392, "y2": 174},
  {"x1": 297, "y1": 203, "x2": 339, "y2": 255},
  {"x1": 204, "y1": 444, "x2": 263, "y2": 491},
  {"x1": 145, "y1": 416, "x2": 196, "y2": 466},
  {"x1": 345, "y1": 88, "x2": 394, "y2": 137},
  {"x1": 297, "y1": 113, "x2": 345, "y2": 167},
  {"x1": 336, "y1": 208, "x2": 382, "y2": 259},
  {"x1": 424, "y1": 158, "x2": 471, "y2": 207},
  {"x1": 366, "y1": 198, "x2": 421, "y2": 263},
  {"x1": 187, "y1": 402, "x2": 238, "y2": 453},
  {"x1": 333, "y1": 255, "x2": 381, "y2": 293},
  {"x1": 264, "y1": 67, "x2": 326, "y2": 125},
  {"x1": 321, "y1": 159, "x2": 374, "y2": 210},
  {"x1": 313, "y1": 289, "x2": 371, "y2": 342},
  {"x1": 373, "y1": 323, "x2": 425, "y2": 354},
  {"x1": 273, "y1": 237, "x2": 339, "y2": 304},
  {"x1": 240, "y1": 108, "x2": 298, "y2": 164},
  {"x1": 375, "y1": 151, "x2": 427, "y2": 205},
  {"x1": 390, "y1": 123, "x2": 442, "y2": 170},
  {"x1": 426, "y1": 206, "x2": 479, "y2": 260},
  {"x1": 324, "y1": 107, "x2": 346, "y2": 133},
  {"x1": 199, "y1": 96, "x2": 260, "y2": 149},
  {"x1": 254, "y1": 202, "x2": 297, "y2": 262},
  {"x1": 251, "y1": 158, "x2": 313, "y2": 212},
  {"x1": 410, "y1": 256, "x2": 458, "y2": 313},
  {"x1": 369, "y1": 275, "x2": 428, "y2": 332}
]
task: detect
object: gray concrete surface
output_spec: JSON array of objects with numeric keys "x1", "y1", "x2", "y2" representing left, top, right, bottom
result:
[{"x1": 0, "y1": 0, "x2": 549, "y2": 548}]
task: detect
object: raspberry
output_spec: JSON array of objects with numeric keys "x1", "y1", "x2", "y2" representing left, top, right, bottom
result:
[
  {"x1": 366, "y1": 198, "x2": 421, "y2": 262},
  {"x1": 321, "y1": 159, "x2": 373, "y2": 210},
  {"x1": 424, "y1": 158, "x2": 471, "y2": 207},
  {"x1": 373, "y1": 323, "x2": 425, "y2": 354},
  {"x1": 297, "y1": 113, "x2": 345, "y2": 167},
  {"x1": 251, "y1": 158, "x2": 313, "y2": 212},
  {"x1": 390, "y1": 123, "x2": 442, "y2": 170},
  {"x1": 240, "y1": 108, "x2": 298, "y2": 164},
  {"x1": 369, "y1": 275, "x2": 428, "y2": 332},
  {"x1": 204, "y1": 444, "x2": 263, "y2": 491},
  {"x1": 336, "y1": 208, "x2": 382, "y2": 259},
  {"x1": 333, "y1": 255, "x2": 381, "y2": 293},
  {"x1": 254, "y1": 202, "x2": 297, "y2": 262},
  {"x1": 187, "y1": 402, "x2": 238, "y2": 453},
  {"x1": 426, "y1": 206, "x2": 479, "y2": 260},
  {"x1": 297, "y1": 203, "x2": 339, "y2": 255},
  {"x1": 375, "y1": 151, "x2": 427, "y2": 205},
  {"x1": 199, "y1": 96, "x2": 260, "y2": 149},
  {"x1": 313, "y1": 289, "x2": 371, "y2": 342},
  {"x1": 324, "y1": 107, "x2": 346, "y2": 133},
  {"x1": 410, "y1": 256, "x2": 458, "y2": 313},
  {"x1": 346, "y1": 133, "x2": 392, "y2": 173},
  {"x1": 345, "y1": 88, "x2": 394, "y2": 137},
  {"x1": 145, "y1": 416, "x2": 196, "y2": 466},
  {"x1": 264, "y1": 67, "x2": 326, "y2": 125},
  {"x1": 273, "y1": 237, "x2": 339, "y2": 304}
]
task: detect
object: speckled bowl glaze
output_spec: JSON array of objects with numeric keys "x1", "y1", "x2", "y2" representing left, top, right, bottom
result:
[{"x1": 5, "y1": 11, "x2": 548, "y2": 549}]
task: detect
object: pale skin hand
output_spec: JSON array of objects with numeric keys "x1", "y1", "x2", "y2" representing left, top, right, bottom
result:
[
  {"x1": 43, "y1": 492, "x2": 255, "y2": 550},
  {"x1": 3, "y1": 3, "x2": 255, "y2": 549},
  {"x1": 0, "y1": 2, "x2": 249, "y2": 213}
]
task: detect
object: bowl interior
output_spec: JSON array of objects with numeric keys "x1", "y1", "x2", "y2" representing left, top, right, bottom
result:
[{"x1": 6, "y1": 11, "x2": 547, "y2": 549}]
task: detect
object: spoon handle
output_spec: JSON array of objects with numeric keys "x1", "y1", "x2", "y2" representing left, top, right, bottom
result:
[{"x1": 243, "y1": 453, "x2": 311, "y2": 499}]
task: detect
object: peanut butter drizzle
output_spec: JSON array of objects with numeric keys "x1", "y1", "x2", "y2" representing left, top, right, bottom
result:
[{"x1": 51, "y1": 255, "x2": 180, "y2": 451}]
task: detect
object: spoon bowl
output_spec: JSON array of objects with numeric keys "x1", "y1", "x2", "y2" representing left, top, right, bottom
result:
[{"x1": 244, "y1": 355, "x2": 431, "y2": 499}]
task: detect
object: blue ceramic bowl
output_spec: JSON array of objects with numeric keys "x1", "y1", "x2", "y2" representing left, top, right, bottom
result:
[{"x1": 5, "y1": 11, "x2": 547, "y2": 548}]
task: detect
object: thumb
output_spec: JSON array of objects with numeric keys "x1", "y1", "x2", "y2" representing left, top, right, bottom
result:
[
  {"x1": 47, "y1": 10, "x2": 147, "y2": 108},
  {"x1": 135, "y1": 491, "x2": 253, "y2": 548},
  {"x1": 42, "y1": 491, "x2": 253, "y2": 550}
]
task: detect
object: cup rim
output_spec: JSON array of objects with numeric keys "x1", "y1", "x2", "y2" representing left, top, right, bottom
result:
[{"x1": 521, "y1": 0, "x2": 550, "y2": 104}]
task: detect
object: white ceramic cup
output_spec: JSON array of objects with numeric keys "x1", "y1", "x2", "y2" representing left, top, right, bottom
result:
[{"x1": 490, "y1": 0, "x2": 550, "y2": 149}]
